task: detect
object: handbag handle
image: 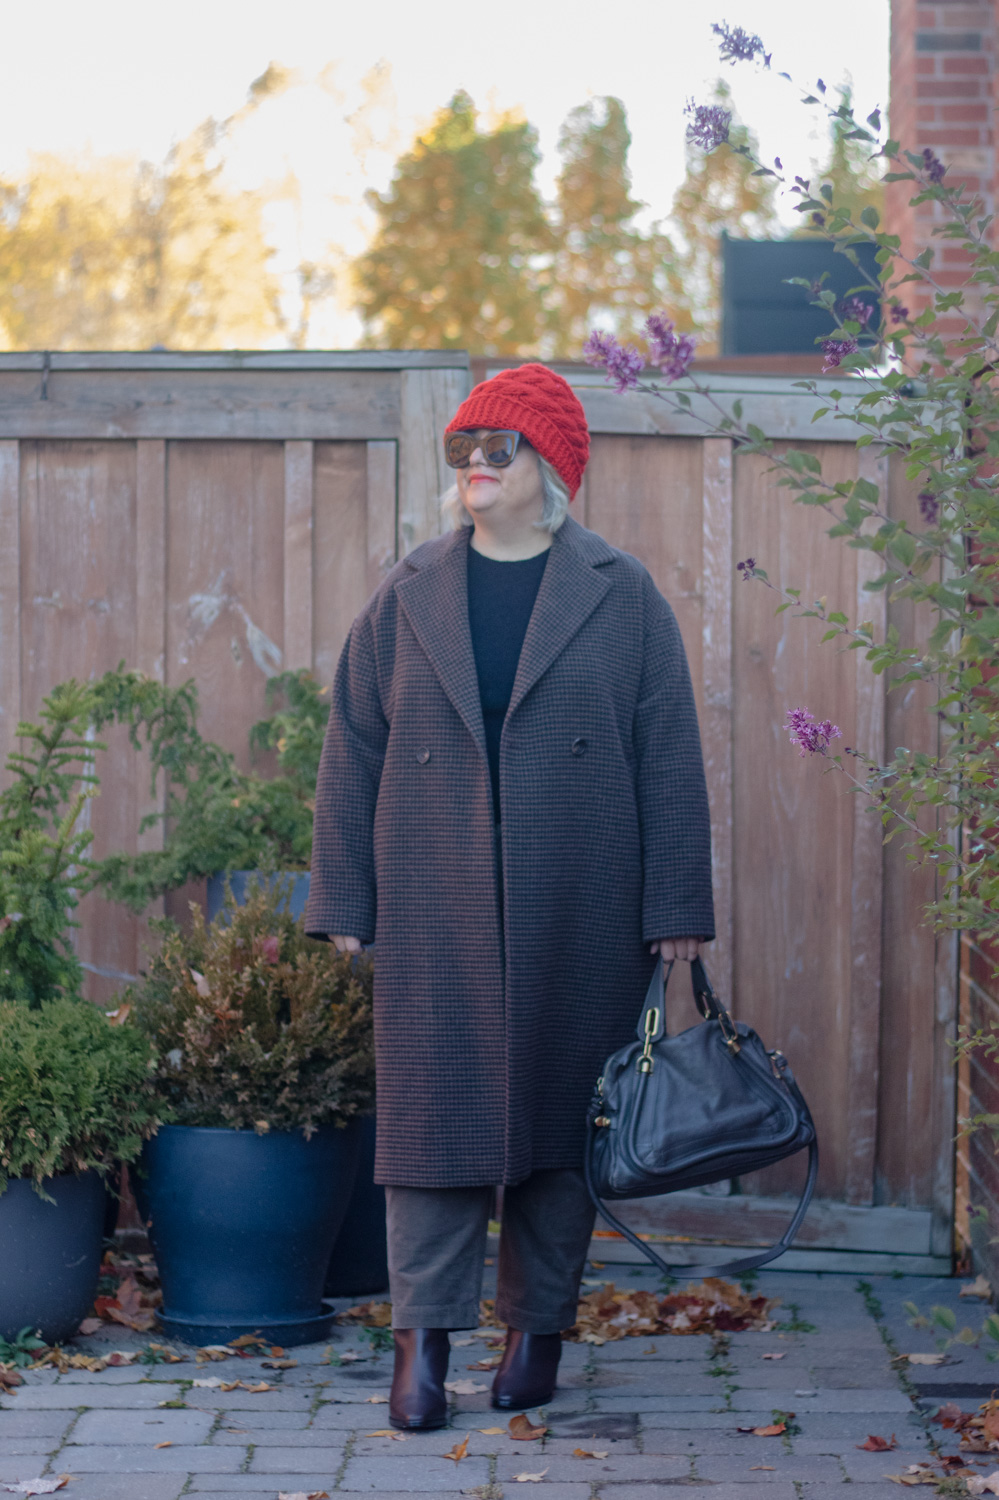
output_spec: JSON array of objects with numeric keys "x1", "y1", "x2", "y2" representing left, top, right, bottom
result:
[
  {"x1": 584, "y1": 1133, "x2": 818, "y2": 1279},
  {"x1": 636, "y1": 955, "x2": 733, "y2": 1044}
]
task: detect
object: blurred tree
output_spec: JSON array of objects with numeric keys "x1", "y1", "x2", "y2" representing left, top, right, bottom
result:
[
  {"x1": 669, "y1": 79, "x2": 778, "y2": 353},
  {"x1": 804, "y1": 85, "x2": 885, "y2": 230},
  {"x1": 353, "y1": 90, "x2": 553, "y2": 354},
  {"x1": 0, "y1": 76, "x2": 290, "y2": 351},
  {"x1": 547, "y1": 96, "x2": 687, "y2": 357}
]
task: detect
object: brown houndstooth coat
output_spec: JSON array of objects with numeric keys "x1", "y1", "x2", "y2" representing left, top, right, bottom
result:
[{"x1": 305, "y1": 515, "x2": 715, "y2": 1187}]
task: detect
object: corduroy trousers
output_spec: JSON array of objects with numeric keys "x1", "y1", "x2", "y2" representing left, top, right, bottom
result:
[{"x1": 384, "y1": 1169, "x2": 596, "y2": 1332}]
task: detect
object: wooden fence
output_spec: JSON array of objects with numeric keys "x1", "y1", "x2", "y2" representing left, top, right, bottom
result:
[{"x1": 0, "y1": 351, "x2": 956, "y2": 1273}]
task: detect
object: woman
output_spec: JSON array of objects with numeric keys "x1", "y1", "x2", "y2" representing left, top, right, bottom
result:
[{"x1": 305, "y1": 362, "x2": 714, "y2": 1429}]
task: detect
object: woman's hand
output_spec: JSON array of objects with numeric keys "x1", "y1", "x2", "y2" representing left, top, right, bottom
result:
[
  {"x1": 332, "y1": 936, "x2": 363, "y2": 954},
  {"x1": 650, "y1": 937, "x2": 702, "y2": 962}
]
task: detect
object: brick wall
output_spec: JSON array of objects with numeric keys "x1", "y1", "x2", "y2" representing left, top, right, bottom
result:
[{"x1": 889, "y1": 0, "x2": 999, "y2": 1283}]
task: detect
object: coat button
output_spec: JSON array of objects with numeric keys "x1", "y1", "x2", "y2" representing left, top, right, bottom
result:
[
  {"x1": 571, "y1": 737, "x2": 588, "y2": 757},
  {"x1": 415, "y1": 747, "x2": 431, "y2": 765}
]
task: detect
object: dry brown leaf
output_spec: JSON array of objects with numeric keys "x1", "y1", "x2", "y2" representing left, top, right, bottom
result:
[
  {"x1": 444, "y1": 1379, "x2": 488, "y2": 1395},
  {"x1": 107, "y1": 1002, "x2": 132, "y2": 1025},
  {"x1": 364, "y1": 1395, "x2": 388, "y2": 1404},
  {"x1": 750, "y1": 1466, "x2": 776, "y2": 1471},
  {"x1": 749, "y1": 1423, "x2": 786, "y2": 1437},
  {"x1": 568, "y1": 1275, "x2": 778, "y2": 1344},
  {"x1": 858, "y1": 1436, "x2": 899, "y2": 1452},
  {"x1": 508, "y1": 1414, "x2": 547, "y2": 1441},
  {"x1": 762, "y1": 1352, "x2": 787, "y2": 1360},
  {"x1": 366, "y1": 1430, "x2": 408, "y2": 1441},
  {"x1": 263, "y1": 1359, "x2": 298, "y2": 1370},
  {"x1": 479, "y1": 1427, "x2": 507, "y2": 1434},
  {"x1": 196, "y1": 1345, "x2": 235, "y2": 1362},
  {"x1": 903, "y1": 1353, "x2": 945, "y2": 1366},
  {"x1": 960, "y1": 1276, "x2": 993, "y2": 1300},
  {"x1": 339, "y1": 1300, "x2": 392, "y2": 1328},
  {"x1": 153, "y1": 1441, "x2": 173, "y2": 1449},
  {"x1": 966, "y1": 1473, "x2": 999, "y2": 1496},
  {"x1": 443, "y1": 1435, "x2": 470, "y2": 1462},
  {"x1": 230, "y1": 1334, "x2": 267, "y2": 1349},
  {"x1": 984, "y1": 1411, "x2": 999, "y2": 1445},
  {"x1": 0, "y1": 1367, "x2": 23, "y2": 1394},
  {"x1": 277, "y1": 1492, "x2": 330, "y2": 1500},
  {"x1": 0, "y1": 1482, "x2": 70, "y2": 1496},
  {"x1": 77, "y1": 1318, "x2": 103, "y2": 1335},
  {"x1": 219, "y1": 1382, "x2": 242, "y2": 1392},
  {"x1": 513, "y1": 1471, "x2": 549, "y2": 1483},
  {"x1": 573, "y1": 1447, "x2": 609, "y2": 1458},
  {"x1": 468, "y1": 1356, "x2": 502, "y2": 1370},
  {"x1": 886, "y1": 1465, "x2": 941, "y2": 1486}
]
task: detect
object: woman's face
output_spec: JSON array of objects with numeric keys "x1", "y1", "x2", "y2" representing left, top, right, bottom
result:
[{"x1": 455, "y1": 430, "x2": 545, "y2": 529}]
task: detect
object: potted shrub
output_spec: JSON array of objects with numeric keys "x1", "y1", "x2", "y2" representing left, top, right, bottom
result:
[
  {"x1": 0, "y1": 999, "x2": 159, "y2": 1343},
  {"x1": 129, "y1": 880, "x2": 374, "y2": 1346}
]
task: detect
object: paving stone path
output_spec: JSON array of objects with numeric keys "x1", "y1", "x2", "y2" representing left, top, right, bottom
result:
[{"x1": 2, "y1": 1266, "x2": 996, "y2": 1500}]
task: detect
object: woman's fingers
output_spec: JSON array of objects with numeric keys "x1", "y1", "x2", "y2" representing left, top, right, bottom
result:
[
  {"x1": 332, "y1": 935, "x2": 363, "y2": 954},
  {"x1": 650, "y1": 937, "x2": 702, "y2": 962}
]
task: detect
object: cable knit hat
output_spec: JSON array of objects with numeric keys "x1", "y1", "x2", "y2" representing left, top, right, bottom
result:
[{"x1": 445, "y1": 364, "x2": 590, "y2": 499}]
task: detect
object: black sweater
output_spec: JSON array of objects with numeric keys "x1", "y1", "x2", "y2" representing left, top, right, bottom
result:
[{"x1": 466, "y1": 544, "x2": 550, "y2": 822}]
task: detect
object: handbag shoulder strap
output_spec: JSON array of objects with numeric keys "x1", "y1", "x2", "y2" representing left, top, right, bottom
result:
[{"x1": 584, "y1": 1136, "x2": 819, "y2": 1280}]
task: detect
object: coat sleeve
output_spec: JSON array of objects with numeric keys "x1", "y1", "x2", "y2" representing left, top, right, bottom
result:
[
  {"x1": 634, "y1": 577, "x2": 716, "y2": 943},
  {"x1": 304, "y1": 613, "x2": 388, "y2": 944}
]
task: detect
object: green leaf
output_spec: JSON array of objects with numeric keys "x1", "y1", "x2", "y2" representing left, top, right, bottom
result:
[{"x1": 861, "y1": 205, "x2": 880, "y2": 229}]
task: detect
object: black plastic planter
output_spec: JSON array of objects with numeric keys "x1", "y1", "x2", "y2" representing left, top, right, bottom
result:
[
  {"x1": 0, "y1": 1171, "x2": 107, "y2": 1343},
  {"x1": 325, "y1": 1115, "x2": 388, "y2": 1298},
  {"x1": 139, "y1": 1121, "x2": 361, "y2": 1346}
]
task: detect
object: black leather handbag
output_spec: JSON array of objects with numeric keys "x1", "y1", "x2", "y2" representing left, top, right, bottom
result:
[{"x1": 584, "y1": 955, "x2": 818, "y2": 1277}]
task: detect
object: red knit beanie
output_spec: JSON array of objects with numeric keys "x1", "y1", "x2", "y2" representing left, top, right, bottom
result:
[{"x1": 445, "y1": 364, "x2": 590, "y2": 499}]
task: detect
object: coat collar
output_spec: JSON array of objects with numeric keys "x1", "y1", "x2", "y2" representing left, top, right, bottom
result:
[{"x1": 394, "y1": 517, "x2": 614, "y2": 757}]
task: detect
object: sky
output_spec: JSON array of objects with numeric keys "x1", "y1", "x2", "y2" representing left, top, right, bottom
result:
[{"x1": 0, "y1": 0, "x2": 891, "y2": 345}]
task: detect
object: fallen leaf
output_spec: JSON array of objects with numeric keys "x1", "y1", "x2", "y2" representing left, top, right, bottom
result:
[
  {"x1": 263, "y1": 1359, "x2": 298, "y2": 1370},
  {"x1": 230, "y1": 1334, "x2": 267, "y2": 1349},
  {"x1": 224, "y1": 1429, "x2": 248, "y2": 1435},
  {"x1": 961, "y1": 1276, "x2": 993, "y2": 1300},
  {"x1": 508, "y1": 1414, "x2": 547, "y2": 1441},
  {"x1": 366, "y1": 1430, "x2": 408, "y2": 1441},
  {"x1": 0, "y1": 1368, "x2": 24, "y2": 1394},
  {"x1": 154, "y1": 1441, "x2": 173, "y2": 1449},
  {"x1": 277, "y1": 1493, "x2": 330, "y2": 1500},
  {"x1": 479, "y1": 1427, "x2": 506, "y2": 1435},
  {"x1": 934, "y1": 1403, "x2": 971, "y2": 1429},
  {"x1": 451, "y1": 1338, "x2": 474, "y2": 1347},
  {"x1": 444, "y1": 1379, "x2": 489, "y2": 1395},
  {"x1": 0, "y1": 1482, "x2": 70, "y2": 1496},
  {"x1": 573, "y1": 1447, "x2": 610, "y2": 1458},
  {"x1": 192, "y1": 1378, "x2": 224, "y2": 1388},
  {"x1": 858, "y1": 1436, "x2": 898, "y2": 1451},
  {"x1": 107, "y1": 1002, "x2": 132, "y2": 1025},
  {"x1": 966, "y1": 1474, "x2": 999, "y2": 1496},
  {"x1": 738, "y1": 1423, "x2": 786, "y2": 1437},
  {"x1": 903, "y1": 1353, "x2": 946, "y2": 1366},
  {"x1": 762, "y1": 1352, "x2": 787, "y2": 1360},
  {"x1": 364, "y1": 1395, "x2": 389, "y2": 1404},
  {"x1": 339, "y1": 1300, "x2": 392, "y2": 1328},
  {"x1": 513, "y1": 1471, "x2": 549, "y2": 1483},
  {"x1": 985, "y1": 1411, "x2": 999, "y2": 1445},
  {"x1": 77, "y1": 1318, "x2": 102, "y2": 1335},
  {"x1": 886, "y1": 1465, "x2": 941, "y2": 1486},
  {"x1": 643, "y1": 1342, "x2": 657, "y2": 1353},
  {"x1": 444, "y1": 1435, "x2": 470, "y2": 1462},
  {"x1": 95, "y1": 1276, "x2": 157, "y2": 1333},
  {"x1": 468, "y1": 1357, "x2": 502, "y2": 1370},
  {"x1": 751, "y1": 1466, "x2": 776, "y2": 1471}
]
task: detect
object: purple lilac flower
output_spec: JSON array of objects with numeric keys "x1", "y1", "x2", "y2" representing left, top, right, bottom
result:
[
  {"x1": 785, "y1": 707, "x2": 843, "y2": 758},
  {"x1": 711, "y1": 20, "x2": 771, "y2": 66},
  {"x1": 736, "y1": 557, "x2": 756, "y2": 579},
  {"x1": 685, "y1": 100, "x2": 732, "y2": 151},
  {"x1": 918, "y1": 490, "x2": 940, "y2": 524},
  {"x1": 820, "y1": 334, "x2": 859, "y2": 373},
  {"x1": 889, "y1": 303, "x2": 909, "y2": 324},
  {"x1": 840, "y1": 296, "x2": 872, "y2": 327},
  {"x1": 922, "y1": 148, "x2": 947, "y2": 184},
  {"x1": 583, "y1": 330, "x2": 645, "y2": 393},
  {"x1": 645, "y1": 312, "x2": 697, "y2": 383}
]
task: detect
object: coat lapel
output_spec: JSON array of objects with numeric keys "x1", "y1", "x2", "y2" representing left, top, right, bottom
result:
[
  {"x1": 508, "y1": 516, "x2": 613, "y2": 719},
  {"x1": 394, "y1": 529, "x2": 487, "y2": 761}
]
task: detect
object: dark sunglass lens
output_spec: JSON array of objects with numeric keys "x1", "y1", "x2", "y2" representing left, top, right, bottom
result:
[
  {"x1": 445, "y1": 434, "x2": 474, "y2": 467},
  {"x1": 483, "y1": 433, "x2": 516, "y2": 466}
]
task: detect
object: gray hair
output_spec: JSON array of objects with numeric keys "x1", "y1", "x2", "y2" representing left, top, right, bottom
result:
[{"x1": 440, "y1": 453, "x2": 571, "y2": 534}]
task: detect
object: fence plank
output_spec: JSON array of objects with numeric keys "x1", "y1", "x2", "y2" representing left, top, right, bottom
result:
[
  {"x1": 844, "y1": 449, "x2": 889, "y2": 1206},
  {"x1": 701, "y1": 438, "x2": 734, "y2": 1001},
  {"x1": 366, "y1": 440, "x2": 398, "y2": 598},
  {"x1": 398, "y1": 367, "x2": 469, "y2": 553},
  {"x1": 283, "y1": 441, "x2": 315, "y2": 672},
  {"x1": 313, "y1": 443, "x2": 369, "y2": 689},
  {"x1": 135, "y1": 441, "x2": 167, "y2": 948},
  {"x1": 0, "y1": 442, "x2": 21, "y2": 776}
]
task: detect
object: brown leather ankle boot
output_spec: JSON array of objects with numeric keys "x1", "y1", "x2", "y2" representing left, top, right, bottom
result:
[
  {"x1": 389, "y1": 1328, "x2": 450, "y2": 1430},
  {"x1": 490, "y1": 1329, "x2": 562, "y2": 1409}
]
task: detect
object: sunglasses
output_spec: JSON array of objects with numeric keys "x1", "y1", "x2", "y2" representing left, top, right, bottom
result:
[{"x1": 443, "y1": 429, "x2": 522, "y2": 470}]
